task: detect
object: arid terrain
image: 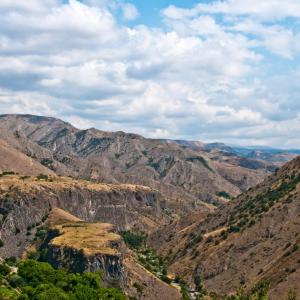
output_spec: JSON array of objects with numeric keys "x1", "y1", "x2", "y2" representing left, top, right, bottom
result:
[
  {"x1": 0, "y1": 114, "x2": 289, "y2": 214},
  {"x1": 150, "y1": 156, "x2": 300, "y2": 299},
  {"x1": 0, "y1": 114, "x2": 299, "y2": 299}
]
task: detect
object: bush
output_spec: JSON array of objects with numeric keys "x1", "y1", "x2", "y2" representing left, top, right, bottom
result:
[
  {"x1": 216, "y1": 191, "x2": 232, "y2": 199},
  {"x1": 5, "y1": 256, "x2": 17, "y2": 266},
  {"x1": 0, "y1": 286, "x2": 17, "y2": 300},
  {"x1": 229, "y1": 225, "x2": 240, "y2": 233},
  {"x1": 120, "y1": 231, "x2": 145, "y2": 249},
  {"x1": 36, "y1": 174, "x2": 49, "y2": 181},
  {"x1": 1, "y1": 171, "x2": 15, "y2": 176},
  {"x1": 0, "y1": 264, "x2": 11, "y2": 276},
  {"x1": 0, "y1": 239, "x2": 4, "y2": 247},
  {"x1": 292, "y1": 244, "x2": 299, "y2": 252},
  {"x1": 133, "y1": 282, "x2": 144, "y2": 294},
  {"x1": 8, "y1": 274, "x2": 24, "y2": 288},
  {"x1": 161, "y1": 275, "x2": 172, "y2": 284}
]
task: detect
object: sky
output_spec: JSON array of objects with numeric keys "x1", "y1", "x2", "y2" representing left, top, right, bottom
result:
[{"x1": 1, "y1": 0, "x2": 300, "y2": 148}]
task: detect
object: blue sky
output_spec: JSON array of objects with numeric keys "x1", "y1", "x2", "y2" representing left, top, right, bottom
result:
[
  {"x1": 1, "y1": 0, "x2": 300, "y2": 148},
  {"x1": 126, "y1": 0, "x2": 202, "y2": 25}
]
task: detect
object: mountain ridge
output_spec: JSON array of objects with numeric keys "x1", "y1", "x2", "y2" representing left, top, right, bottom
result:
[{"x1": 0, "y1": 114, "x2": 282, "y2": 214}]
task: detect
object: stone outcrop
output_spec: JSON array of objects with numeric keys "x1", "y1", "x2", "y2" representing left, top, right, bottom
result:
[
  {"x1": 0, "y1": 176, "x2": 167, "y2": 258},
  {"x1": 35, "y1": 208, "x2": 180, "y2": 300}
]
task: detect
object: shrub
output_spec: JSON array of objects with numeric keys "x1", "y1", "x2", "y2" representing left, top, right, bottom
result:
[
  {"x1": 216, "y1": 191, "x2": 232, "y2": 199},
  {"x1": 161, "y1": 275, "x2": 172, "y2": 284},
  {"x1": 292, "y1": 244, "x2": 299, "y2": 252},
  {"x1": 0, "y1": 264, "x2": 11, "y2": 276},
  {"x1": 133, "y1": 282, "x2": 144, "y2": 294},
  {"x1": 0, "y1": 239, "x2": 4, "y2": 247},
  {"x1": 120, "y1": 231, "x2": 145, "y2": 249},
  {"x1": 36, "y1": 174, "x2": 49, "y2": 181},
  {"x1": 0, "y1": 286, "x2": 17, "y2": 300},
  {"x1": 5, "y1": 256, "x2": 17, "y2": 266},
  {"x1": 229, "y1": 225, "x2": 240, "y2": 233},
  {"x1": 206, "y1": 236, "x2": 213, "y2": 243},
  {"x1": 220, "y1": 231, "x2": 229, "y2": 240},
  {"x1": 1, "y1": 171, "x2": 15, "y2": 176},
  {"x1": 8, "y1": 274, "x2": 24, "y2": 288}
]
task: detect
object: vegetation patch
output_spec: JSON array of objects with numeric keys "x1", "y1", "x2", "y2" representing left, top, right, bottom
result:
[
  {"x1": 186, "y1": 156, "x2": 213, "y2": 172},
  {"x1": 0, "y1": 171, "x2": 16, "y2": 177},
  {"x1": 121, "y1": 231, "x2": 172, "y2": 285},
  {"x1": 216, "y1": 191, "x2": 232, "y2": 200},
  {"x1": 0, "y1": 259, "x2": 127, "y2": 299}
]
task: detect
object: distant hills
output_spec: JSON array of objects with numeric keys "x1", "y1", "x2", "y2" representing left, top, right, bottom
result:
[
  {"x1": 168, "y1": 139, "x2": 300, "y2": 163},
  {"x1": 1, "y1": 114, "x2": 296, "y2": 215}
]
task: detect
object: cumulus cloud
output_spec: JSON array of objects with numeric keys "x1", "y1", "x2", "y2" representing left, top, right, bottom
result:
[
  {"x1": 163, "y1": 0, "x2": 300, "y2": 21},
  {"x1": 121, "y1": 3, "x2": 139, "y2": 20},
  {"x1": 0, "y1": 0, "x2": 299, "y2": 147}
]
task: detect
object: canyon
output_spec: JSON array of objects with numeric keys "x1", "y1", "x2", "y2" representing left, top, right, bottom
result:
[{"x1": 0, "y1": 114, "x2": 299, "y2": 299}]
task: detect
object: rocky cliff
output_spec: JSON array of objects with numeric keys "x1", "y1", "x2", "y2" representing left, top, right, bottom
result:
[
  {"x1": 0, "y1": 175, "x2": 167, "y2": 258},
  {"x1": 28, "y1": 208, "x2": 180, "y2": 300},
  {"x1": 43, "y1": 209, "x2": 126, "y2": 284}
]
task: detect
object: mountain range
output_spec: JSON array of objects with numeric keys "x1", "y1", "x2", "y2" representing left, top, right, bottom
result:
[
  {"x1": 1, "y1": 114, "x2": 297, "y2": 215},
  {"x1": 0, "y1": 114, "x2": 299, "y2": 299}
]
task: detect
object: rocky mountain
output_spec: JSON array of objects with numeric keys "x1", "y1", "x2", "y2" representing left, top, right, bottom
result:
[
  {"x1": 0, "y1": 137, "x2": 54, "y2": 176},
  {"x1": 150, "y1": 156, "x2": 300, "y2": 299},
  {"x1": 0, "y1": 114, "x2": 279, "y2": 214},
  {"x1": 232, "y1": 147, "x2": 300, "y2": 164},
  {"x1": 173, "y1": 139, "x2": 300, "y2": 164}
]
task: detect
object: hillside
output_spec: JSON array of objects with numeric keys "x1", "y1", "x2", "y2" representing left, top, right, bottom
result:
[
  {"x1": 0, "y1": 207, "x2": 180, "y2": 300},
  {"x1": 39, "y1": 208, "x2": 181, "y2": 300},
  {"x1": 0, "y1": 138, "x2": 54, "y2": 176},
  {"x1": 0, "y1": 114, "x2": 299, "y2": 298},
  {"x1": 150, "y1": 156, "x2": 300, "y2": 298},
  {"x1": 0, "y1": 175, "x2": 168, "y2": 258},
  {"x1": 0, "y1": 114, "x2": 277, "y2": 213}
]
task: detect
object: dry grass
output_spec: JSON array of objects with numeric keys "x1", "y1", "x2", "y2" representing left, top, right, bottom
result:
[
  {"x1": 48, "y1": 208, "x2": 122, "y2": 256},
  {"x1": 50, "y1": 222, "x2": 121, "y2": 256},
  {"x1": 0, "y1": 175, "x2": 153, "y2": 194},
  {"x1": 48, "y1": 208, "x2": 82, "y2": 225}
]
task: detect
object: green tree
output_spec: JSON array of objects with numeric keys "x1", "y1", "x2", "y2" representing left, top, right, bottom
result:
[{"x1": 0, "y1": 286, "x2": 18, "y2": 300}]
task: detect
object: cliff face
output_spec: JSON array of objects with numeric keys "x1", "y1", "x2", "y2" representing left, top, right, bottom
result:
[
  {"x1": 30, "y1": 208, "x2": 180, "y2": 300},
  {"x1": 42, "y1": 210, "x2": 126, "y2": 284},
  {"x1": 0, "y1": 176, "x2": 167, "y2": 258},
  {"x1": 48, "y1": 246, "x2": 124, "y2": 281}
]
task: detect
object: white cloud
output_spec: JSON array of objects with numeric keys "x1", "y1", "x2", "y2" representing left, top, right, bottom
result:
[
  {"x1": 230, "y1": 20, "x2": 295, "y2": 59},
  {"x1": 121, "y1": 3, "x2": 139, "y2": 21},
  {"x1": 163, "y1": 0, "x2": 300, "y2": 21},
  {"x1": 0, "y1": 0, "x2": 299, "y2": 147}
]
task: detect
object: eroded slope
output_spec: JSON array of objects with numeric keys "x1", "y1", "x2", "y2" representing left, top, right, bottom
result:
[{"x1": 150, "y1": 156, "x2": 300, "y2": 298}]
